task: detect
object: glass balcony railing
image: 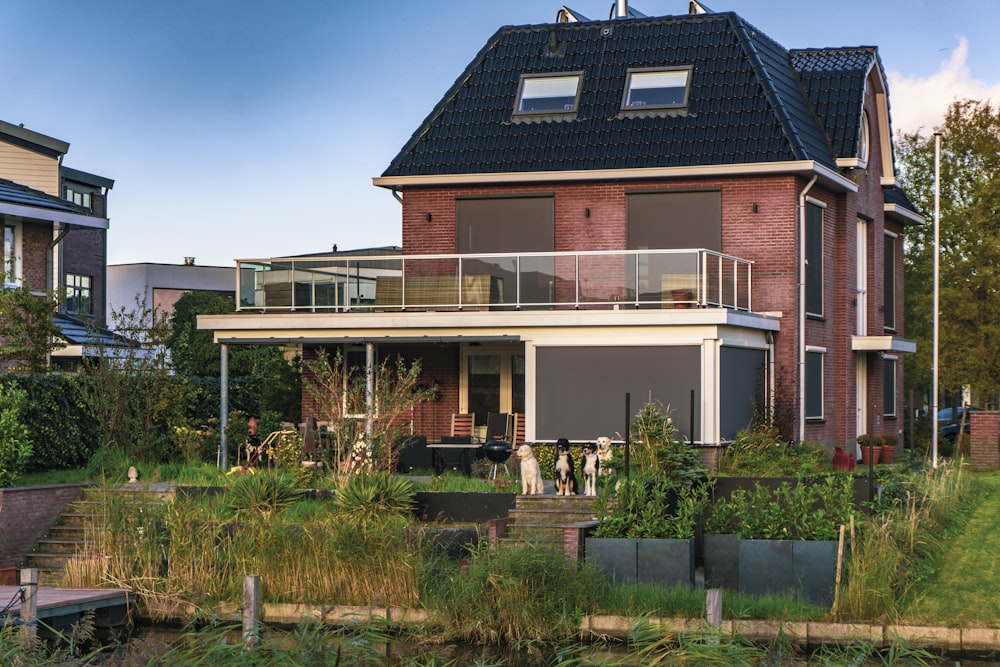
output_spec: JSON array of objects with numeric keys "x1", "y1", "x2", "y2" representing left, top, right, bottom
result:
[{"x1": 236, "y1": 249, "x2": 753, "y2": 313}]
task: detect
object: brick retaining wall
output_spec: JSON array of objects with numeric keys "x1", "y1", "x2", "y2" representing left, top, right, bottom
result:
[
  {"x1": 969, "y1": 411, "x2": 999, "y2": 471},
  {"x1": 0, "y1": 484, "x2": 86, "y2": 566}
]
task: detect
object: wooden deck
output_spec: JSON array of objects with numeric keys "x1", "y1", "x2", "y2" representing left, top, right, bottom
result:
[{"x1": 1, "y1": 585, "x2": 132, "y2": 628}]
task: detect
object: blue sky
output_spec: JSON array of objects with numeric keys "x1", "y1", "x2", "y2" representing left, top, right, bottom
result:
[{"x1": 3, "y1": 0, "x2": 998, "y2": 266}]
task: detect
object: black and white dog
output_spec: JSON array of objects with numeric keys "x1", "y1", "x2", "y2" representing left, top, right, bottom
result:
[
  {"x1": 554, "y1": 438, "x2": 579, "y2": 496},
  {"x1": 581, "y1": 443, "x2": 600, "y2": 496}
]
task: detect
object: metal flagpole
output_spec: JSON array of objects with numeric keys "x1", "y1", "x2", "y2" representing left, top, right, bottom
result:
[{"x1": 932, "y1": 131, "x2": 942, "y2": 469}]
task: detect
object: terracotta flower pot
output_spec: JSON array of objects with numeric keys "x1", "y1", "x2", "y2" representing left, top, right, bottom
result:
[
  {"x1": 860, "y1": 445, "x2": 880, "y2": 466},
  {"x1": 880, "y1": 444, "x2": 896, "y2": 464}
]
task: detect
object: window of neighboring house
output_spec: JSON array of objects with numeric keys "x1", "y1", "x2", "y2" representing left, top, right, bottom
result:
[
  {"x1": 805, "y1": 347, "x2": 825, "y2": 420},
  {"x1": 64, "y1": 186, "x2": 92, "y2": 209},
  {"x1": 514, "y1": 73, "x2": 582, "y2": 114},
  {"x1": 858, "y1": 110, "x2": 870, "y2": 167},
  {"x1": 884, "y1": 231, "x2": 896, "y2": 330},
  {"x1": 65, "y1": 274, "x2": 92, "y2": 315},
  {"x1": 883, "y1": 354, "x2": 897, "y2": 418},
  {"x1": 3, "y1": 222, "x2": 20, "y2": 285},
  {"x1": 622, "y1": 67, "x2": 691, "y2": 110},
  {"x1": 805, "y1": 199, "x2": 825, "y2": 317}
]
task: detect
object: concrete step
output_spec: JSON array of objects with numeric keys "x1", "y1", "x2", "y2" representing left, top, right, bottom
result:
[
  {"x1": 32, "y1": 538, "x2": 86, "y2": 556},
  {"x1": 25, "y1": 551, "x2": 92, "y2": 570},
  {"x1": 514, "y1": 494, "x2": 600, "y2": 511},
  {"x1": 504, "y1": 524, "x2": 568, "y2": 540},
  {"x1": 46, "y1": 525, "x2": 89, "y2": 540},
  {"x1": 496, "y1": 535, "x2": 564, "y2": 550},
  {"x1": 508, "y1": 507, "x2": 598, "y2": 526}
]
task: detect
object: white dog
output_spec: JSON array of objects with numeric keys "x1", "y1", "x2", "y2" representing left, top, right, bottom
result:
[
  {"x1": 581, "y1": 444, "x2": 599, "y2": 497},
  {"x1": 595, "y1": 436, "x2": 614, "y2": 476},
  {"x1": 516, "y1": 444, "x2": 544, "y2": 495}
]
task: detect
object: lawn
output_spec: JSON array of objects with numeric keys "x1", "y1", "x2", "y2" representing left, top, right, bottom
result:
[{"x1": 900, "y1": 471, "x2": 1000, "y2": 626}]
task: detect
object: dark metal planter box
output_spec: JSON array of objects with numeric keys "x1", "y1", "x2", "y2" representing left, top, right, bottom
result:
[
  {"x1": 703, "y1": 533, "x2": 739, "y2": 590},
  {"x1": 586, "y1": 537, "x2": 695, "y2": 588},
  {"x1": 413, "y1": 491, "x2": 515, "y2": 523},
  {"x1": 738, "y1": 539, "x2": 838, "y2": 606},
  {"x1": 586, "y1": 537, "x2": 637, "y2": 585},
  {"x1": 637, "y1": 538, "x2": 695, "y2": 588}
]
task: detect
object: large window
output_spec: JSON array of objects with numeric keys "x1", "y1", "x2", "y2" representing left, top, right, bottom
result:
[
  {"x1": 514, "y1": 73, "x2": 582, "y2": 115},
  {"x1": 805, "y1": 347, "x2": 825, "y2": 420},
  {"x1": 64, "y1": 186, "x2": 92, "y2": 209},
  {"x1": 884, "y1": 232, "x2": 896, "y2": 330},
  {"x1": 805, "y1": 200, "x2": 825, "y2": 316},
  {"x1": 883, "y1": 355, "x2": 897, "y2": 418},
  {"x1": 622, "y1": 67, "x2": 691, "y2": 110},
  {"x1": 65, "y1": 274, "x2": 92, "y2": 315}
]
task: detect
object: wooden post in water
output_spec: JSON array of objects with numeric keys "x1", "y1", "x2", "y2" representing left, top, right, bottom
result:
[
  {"x1": 20, "y1": 568, "x2": 38, "y2": 646},
  {"x1": 706, "y1": 588, "x2": 722, "y2": 629},
  {"x1": 243, "y1": 574, "x2": 261, "y2": 650}
]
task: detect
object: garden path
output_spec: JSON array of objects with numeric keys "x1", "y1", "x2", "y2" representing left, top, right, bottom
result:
[{"x1": 899, "y1": 471, "x2": 1000, "y2": 626}]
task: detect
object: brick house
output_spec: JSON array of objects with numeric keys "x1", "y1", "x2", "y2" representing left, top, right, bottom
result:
[
  {"x1": 0, "y1": 120, "x2": 116, "y2": 368},
  {"x1": 201, "y1": 4, "x2": 920, "y2": 454}
]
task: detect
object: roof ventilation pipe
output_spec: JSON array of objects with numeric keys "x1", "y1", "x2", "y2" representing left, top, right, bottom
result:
[{"x1": 615, "y1": 0, "x2": 628, "y2": 18}]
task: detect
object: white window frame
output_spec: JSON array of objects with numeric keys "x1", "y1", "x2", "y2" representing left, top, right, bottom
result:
[
  {"x1": 513, "y1": 73, "x2": 583, "y2": 115},
  {"x1": 65, "y1": 273, "x2": 93, "y2": 315},
  {"x1": 883, "y1": 354, "x2": 898, "y2": 418},
  {"x1": 858, "y1": 109, "x2": 870, "y2": 168},
  {"x1": 622, "y1": 66, "x2": 692, "y2": 110},
  {"x1": 883, "y1": 230, "x2": 897, "y2": 331},
  {"x1": 805, "y1": 345, "x2": 826, "y2": 421},
  {"x1": 805, "y1": 198, "x2": 826, "y2": 318},
  {"x1": 3, "y1": 221, "x2": 22, "y2": 287}
]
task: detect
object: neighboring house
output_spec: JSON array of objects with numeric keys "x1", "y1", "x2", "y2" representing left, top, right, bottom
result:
[
  {"x1": 200, "y1": 4, "x2": 921, "y2": 452},
  {"x1": 0, "y1": 119, "x2": 117, "y2": 368},
  {"x1": 107, "y1": 260, "x2": 236, "y2": 323}
]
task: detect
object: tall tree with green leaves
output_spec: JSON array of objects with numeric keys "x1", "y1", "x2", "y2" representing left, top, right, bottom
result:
[
  {"x1": 167, "y1": 290, "x2": 301, "y2": 422},
  {"x1": 898, "y1": 99, "x2": 1000, "y2": 403}
]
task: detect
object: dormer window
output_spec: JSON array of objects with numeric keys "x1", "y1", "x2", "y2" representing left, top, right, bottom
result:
[
  {"x1": 514, "y1": 73, "x2": 582, "y2": 114},
  {"x1": 622, "y1": 67, "x2": 691, "y2": 109},
  {"x1": 858, "y1": 110, "x2": 870, "y2": 167}
]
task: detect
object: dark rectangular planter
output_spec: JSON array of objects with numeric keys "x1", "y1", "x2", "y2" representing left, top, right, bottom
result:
[
  {"x1": 739, "y1": 539, "x2": 794, "y2": 599},
  {"x1": 703, "y1": 533, "x2": 739, "y2": 590},
  {"x1": 413, "y1": 491, "x2": 515, "y2": 523},
  {"x1": 637, "y1": 538, "x2": 695, "y2": 588},
  {"x1": 738, "y1": 539, "x2": 839, "y2": 606},
  {"x1": 793, "y1": 540, "x2": 839, "y2": 607},
  {"x1": 585, "y1": 537, "x2": 637, "y2": 585}
]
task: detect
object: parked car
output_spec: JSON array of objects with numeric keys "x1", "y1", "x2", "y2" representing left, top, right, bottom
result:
[{"x1": 938, "y1": 406, "x2": 979, "y2": 442}]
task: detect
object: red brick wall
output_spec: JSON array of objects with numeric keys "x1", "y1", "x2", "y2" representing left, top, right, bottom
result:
[
  {"x1": 970, "y1": 411, "x2": 999, "y2": 471},
  {"x1": 21, "y1": 221, "x2": 51, "y2": 290},
  {"x1": 0, "y1": 483, "x2": 85, "y2": 566},
  {"x1": 62, "y1": 227, "x2": 108, "y2": 325}
]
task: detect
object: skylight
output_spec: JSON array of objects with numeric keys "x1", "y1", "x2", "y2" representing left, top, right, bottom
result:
[
  {"x1": 622, "y1": 68, "x2": 691, "y2": 109},
  {"x1": 514, "y1": 73, "x2": 582, "y2": 114}
]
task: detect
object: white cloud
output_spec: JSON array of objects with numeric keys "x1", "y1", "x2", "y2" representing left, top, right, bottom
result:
[{"x1": 888, "y1": 37, "x2": 1000, "y2": 136}]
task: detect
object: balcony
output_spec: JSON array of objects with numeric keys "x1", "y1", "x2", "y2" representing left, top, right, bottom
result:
[{"x1": 236, "y1": 249, "x2": 753, "y2": 313}]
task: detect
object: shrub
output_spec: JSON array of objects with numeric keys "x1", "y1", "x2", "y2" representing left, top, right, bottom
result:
[
  {"x1": 727, "y1": 477, "x2": 855, "y2": 541},
  {"x1": 0, "y1": 382, "x2": 31, "y2": 487},
  {"x1": 630, "y1": 401, "x2": 706, "y2": 484},
  {"x1": 8, "y1": 374, "x2": 98, "y2": 472},
  {"x1": 721, "y1": 425, "x2": 831, "y2": 477},
  {"x1": 333, "y1": 472, "x2": 415, "y2": 523},
  {"x1": 594, "y1": 476, "x2": 710, "y2": 539},
  {"x1": 227, "y1": 471, "x2": 303, "y2": 519}
]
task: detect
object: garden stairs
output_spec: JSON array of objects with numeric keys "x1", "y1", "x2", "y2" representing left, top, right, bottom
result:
[
  {"x1": 494, "y1": 494, "x2": 600, "y2": 550},
  {"x1": 24, "y1": 486, "x2": 167, "y2": 586}
]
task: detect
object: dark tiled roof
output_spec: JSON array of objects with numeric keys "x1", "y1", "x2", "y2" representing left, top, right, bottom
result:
[
  {"x1": 0, "y1": 178, "x2": 88, "y2": 215},
  {"x1": 383, "y1": 11, "x2": 847, "y2": 178},
  {"x1": 883, "y1": 184, "x2": 923, "y2": 220},
  {"x1": 790, "y1": 47, "x2": 879, "y2": 160}
]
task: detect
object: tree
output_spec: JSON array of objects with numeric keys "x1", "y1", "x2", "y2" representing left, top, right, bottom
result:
[
  {"x1": 0, "y1": 282, "x2": 64, "y2": 374},
  {"x1": 898, "y1": 99, "x2": 1000, "y2": 404},
  {"x1": 304, "y1": 349, "x2": 435, "y2": 473},
  {"x1": 167, "y1": 291, "x2": 301, "y2": 422}
]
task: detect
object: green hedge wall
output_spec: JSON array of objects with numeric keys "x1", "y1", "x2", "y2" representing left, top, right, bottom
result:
[{"x1": 8, "y1": 375, "x2": 99, "y2": 472}]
